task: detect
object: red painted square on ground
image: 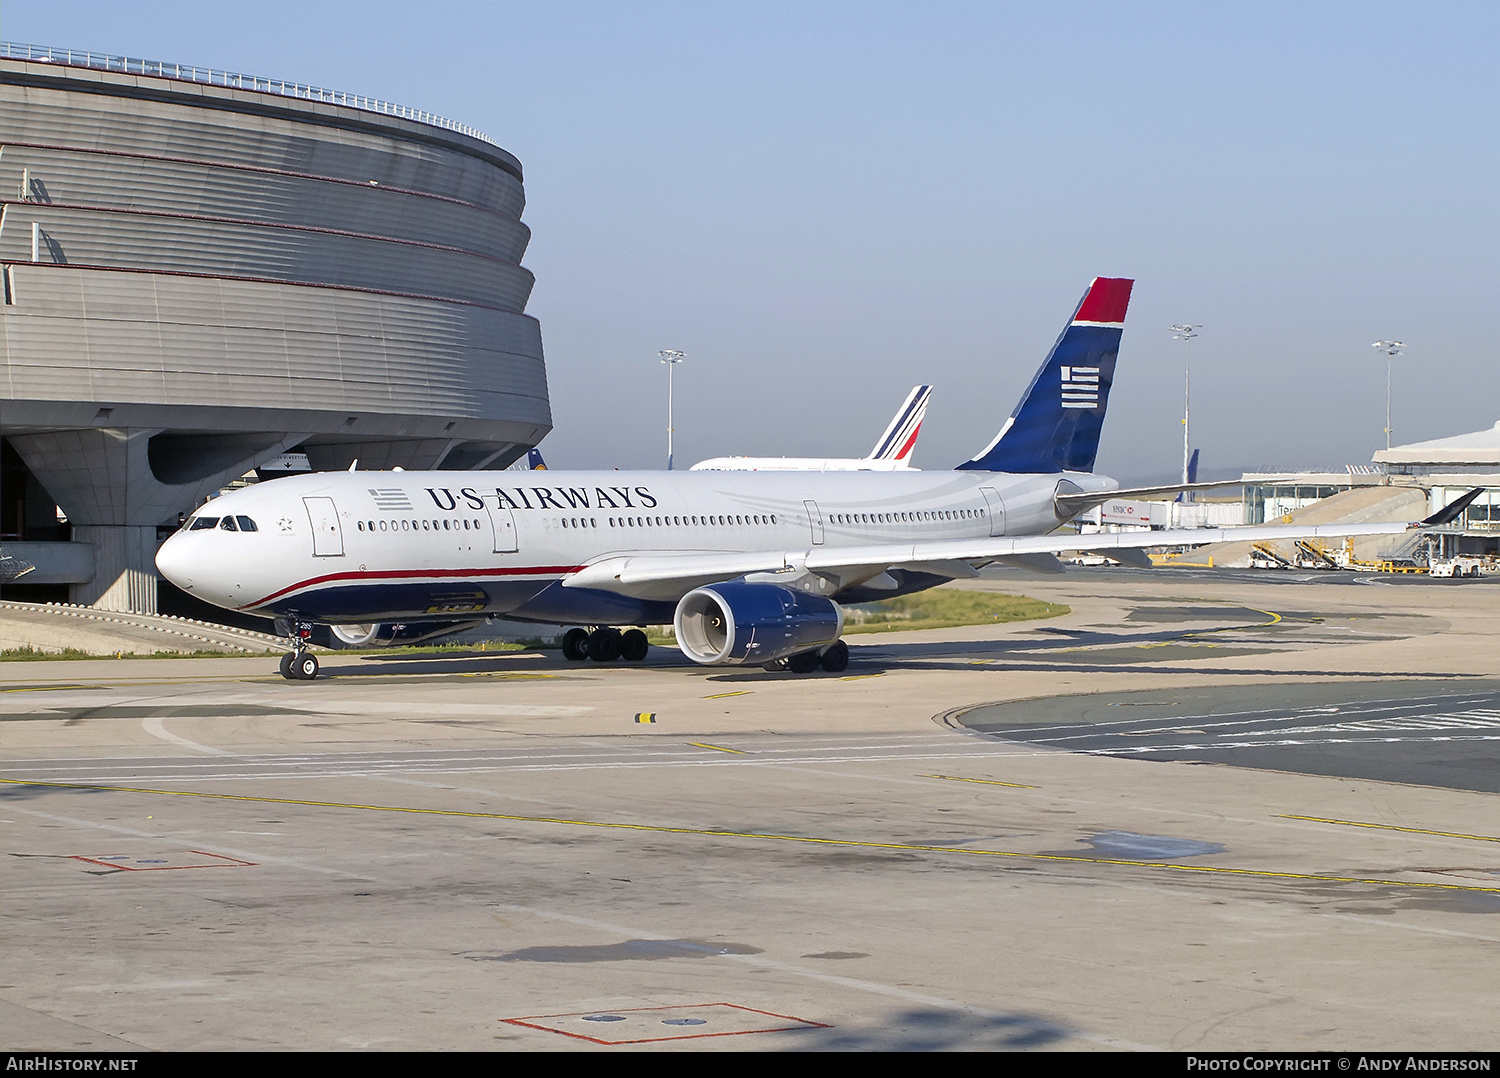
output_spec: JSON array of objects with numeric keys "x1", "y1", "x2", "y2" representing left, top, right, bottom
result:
[
  {"x1": 72, "y1": 850, "x2": 256, "y2": 871},
  {"x1": 502, "y1": 1002, "x2": 829, "y2": 1044}
]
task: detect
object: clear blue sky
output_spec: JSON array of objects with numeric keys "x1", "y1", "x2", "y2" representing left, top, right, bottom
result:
[{"x1": 13, "y1": 2, "x2": 1498, "y2": 479}]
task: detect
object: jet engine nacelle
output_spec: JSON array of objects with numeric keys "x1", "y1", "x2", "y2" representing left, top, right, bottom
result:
[
  {"x1": 673, "y1": 581, "x2": 843, "y2": 666},
  {"x1": 329, "y1": 620, "x2": 483, "y2": 647}
]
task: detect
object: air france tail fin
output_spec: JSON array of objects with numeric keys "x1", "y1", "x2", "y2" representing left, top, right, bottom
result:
[
  {"x1": 867, "y1": 385, "x2": 932, "y2": 465},
  {"x1": 957, "y1": 277, "x2": 1133, "y2": 473}
]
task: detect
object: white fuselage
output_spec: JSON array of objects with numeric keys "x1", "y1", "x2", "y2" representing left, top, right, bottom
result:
[{"x1": 155, "y1": 467, "x2": 1115, "y2": 624}]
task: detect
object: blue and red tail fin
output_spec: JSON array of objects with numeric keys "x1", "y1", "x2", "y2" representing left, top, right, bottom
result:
[{"x1": 957, "y1": 277, "x2": 1133, "y2": 473}]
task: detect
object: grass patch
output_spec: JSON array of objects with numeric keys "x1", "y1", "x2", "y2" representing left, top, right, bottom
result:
[
  {"x1": 646, "y1": 587, "x2": 1066, "y2": 645},
  {"x1": 841, "y1": 589, "x2": 1067, "y2": 634},
  {"x1": 0, "y1": 645, "x2": 274, "y2": 661}
]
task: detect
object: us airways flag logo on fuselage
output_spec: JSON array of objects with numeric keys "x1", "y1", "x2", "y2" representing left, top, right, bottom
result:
[{"x1": 958, "y1": 277, "x2": 1132, "y2": 474}]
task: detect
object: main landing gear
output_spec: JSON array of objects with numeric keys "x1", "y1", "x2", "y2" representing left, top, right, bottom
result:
[
  {"x1": 764, "y1": 639, "x2": 849, "y2": 674},
  {"x1": 277, "y1": 619, "x2": 319, "y2": 680},
  {"x1": 561, "y1": 627, "x2": 650, "y2": 663}
]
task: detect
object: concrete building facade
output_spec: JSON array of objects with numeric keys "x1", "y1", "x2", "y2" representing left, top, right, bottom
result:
[{"x1": 1, "y1": 43, "x2": 551, "y2": 611}]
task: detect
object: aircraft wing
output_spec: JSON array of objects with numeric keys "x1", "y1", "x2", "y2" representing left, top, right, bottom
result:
[{"x1": 561, "y1": 519, "x2": 1423, "y2": 601}]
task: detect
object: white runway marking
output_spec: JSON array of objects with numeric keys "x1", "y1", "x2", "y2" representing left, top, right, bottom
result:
[{"x1": 141, "y1": 716, "x2": 238, "y2": 756}]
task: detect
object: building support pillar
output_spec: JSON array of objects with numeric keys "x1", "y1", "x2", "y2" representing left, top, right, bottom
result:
[{"x1": 68, "y1": 525, "x2": 160, "y2": 612}]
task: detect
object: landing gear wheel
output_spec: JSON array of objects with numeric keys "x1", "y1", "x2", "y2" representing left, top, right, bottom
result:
[
  {"x1": 292, "y1": 652, "x2": 319, "y2": 680},
  {"x1": 587, "y1": 628, "x2": 622, "y2": 662},
  {"x1": 819, "y1": 640, "x2": 849, "y2": 673},
  {"x1": 279, "y1": 652, "x2": 296, "y2": 679},
  {"x1": 620, "y1": 629, "x2": 649, "y2": 662},
  {"x1": 561, "y1": 627, "x2": 590, "y2": 662},
  {"x1": 788, "y1": 650, "x2": 821, "y2": 674}
]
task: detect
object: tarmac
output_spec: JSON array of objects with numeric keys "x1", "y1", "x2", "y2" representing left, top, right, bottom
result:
[{"x1": 2, "y1": 567, "x2": 1497, "y2": 1051}]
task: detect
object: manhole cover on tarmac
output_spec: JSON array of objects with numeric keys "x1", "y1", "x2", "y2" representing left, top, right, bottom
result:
[{"x1": 502, "y1": 1003, "x2": 829, "y2": 1044}]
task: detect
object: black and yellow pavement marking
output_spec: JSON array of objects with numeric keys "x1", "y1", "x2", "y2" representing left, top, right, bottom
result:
[
  {"x1": 634, "y1": 713, "x2": 656, "y2": 724},
  {"x1": 1277, "y1": 814, "x2": 1500, "y2": 843},
  {"x1": 923, "y1": 773, "x2": 1038, "y2": 790},
  {"x1": 4, "y1": 778, "x2": 1496, "y2": 894}
]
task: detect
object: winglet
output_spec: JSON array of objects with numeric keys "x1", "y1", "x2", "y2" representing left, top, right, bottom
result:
[{"x1": 1420, "y1": 486, "x2": 1484, "y2": 527}]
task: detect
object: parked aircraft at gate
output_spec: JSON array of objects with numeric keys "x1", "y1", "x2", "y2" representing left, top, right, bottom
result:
[{"x1": 155, "y1": 278, "x2": 1429, "y2": 679}]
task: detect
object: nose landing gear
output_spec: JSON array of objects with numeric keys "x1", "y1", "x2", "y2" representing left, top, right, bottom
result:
[{"x1": 277, "y1": 619, "x2": 319, "y2": 680}]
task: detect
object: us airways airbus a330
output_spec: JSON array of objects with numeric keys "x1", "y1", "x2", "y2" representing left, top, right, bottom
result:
[{"x1": 155, "y1": 278, "x2": 1440, "y2": 680}]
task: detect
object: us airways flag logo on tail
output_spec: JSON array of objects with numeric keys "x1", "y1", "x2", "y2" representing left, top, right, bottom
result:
[
  {"x1": 958, "y1": 277, "x2": 1132, "y2": 474},
  {"x1": 1059, "y1": 365, "x2": 1100, "y2": 409}
]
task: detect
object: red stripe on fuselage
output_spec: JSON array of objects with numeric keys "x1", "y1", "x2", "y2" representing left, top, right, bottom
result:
[
  {"x1": 247, "y1": 565, "x2": 582, "y2": 609},
  {"x1": 1072, "y1": 277, "x2": 1134, "y2": 324}
]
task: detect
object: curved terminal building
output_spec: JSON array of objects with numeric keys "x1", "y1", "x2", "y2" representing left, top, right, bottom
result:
[{"x1": 0, "y1": 43, "x2": 551, "y2": 611}]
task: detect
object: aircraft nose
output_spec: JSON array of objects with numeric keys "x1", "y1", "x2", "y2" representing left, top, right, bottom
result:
[{"x1": 155, "y1": 532, "x2": 194, "y2": 590}]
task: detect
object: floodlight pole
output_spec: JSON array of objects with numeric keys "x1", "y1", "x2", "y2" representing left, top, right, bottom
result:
[
  {"x1": 1170, "y1": 325, "x2": 1201, "y2": 486},
  {"x1": 1371, "y1": 341, "x2": 1404, "y2": 452},
  {"x1": 659, "y1": 350, "x2": 685, "y2": 469}
]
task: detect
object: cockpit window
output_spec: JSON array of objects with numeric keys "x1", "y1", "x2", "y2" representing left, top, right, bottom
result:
[
  {"x1": 219, "y1": 516, "x2": 239, "y2": 531},
  {"x1": 236, "y1": 516, "x2": 258, "y2": 532},
  {"x1": 189, "y1": 516, "x2": 220, "y2": 530}
]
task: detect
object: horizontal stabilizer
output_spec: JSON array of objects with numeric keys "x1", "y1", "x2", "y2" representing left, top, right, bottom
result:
[{"x1": 1055, "y1": 478, "x2": 1245, "y2": 520}]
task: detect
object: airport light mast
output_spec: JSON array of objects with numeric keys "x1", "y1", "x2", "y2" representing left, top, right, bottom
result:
[
  {"x1": 1170, "y1": 324, "x2": 1201, "y2": 487},
  {"x1": 1371, "y1": 340, "x2": 1404, "y2": 452},
  {"x1": 659, "y1": 349, "x2": 685, "y2": 470}
]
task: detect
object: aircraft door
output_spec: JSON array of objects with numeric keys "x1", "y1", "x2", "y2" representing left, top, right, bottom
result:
[
  {"x1": 804, "y1": 500, "x2": 825, "y2": 545},
  {"x1": 979, "y1": 487, "x2": 1007, "y2": 536},
  {"x1": 303, "y1": 496, "x2": 345, "y2": 556},
  {"x1": 486, "y1": 501, "x2": 519, "y2": 553}
]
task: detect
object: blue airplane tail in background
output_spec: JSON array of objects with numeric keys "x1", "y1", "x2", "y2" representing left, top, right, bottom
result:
[
  {"x1": 957, "y1": 276, "x2": 1133, "y2": 474},
  {"x1": 1175, "y1": 449, "x2": 1200, "y2": 502}
]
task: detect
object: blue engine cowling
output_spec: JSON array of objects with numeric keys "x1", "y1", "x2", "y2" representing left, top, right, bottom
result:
[{"x1": 673, "y1": 582, "x2": 843, "y2": 665}]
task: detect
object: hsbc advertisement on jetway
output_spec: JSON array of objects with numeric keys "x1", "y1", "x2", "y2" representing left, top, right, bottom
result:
[{"x1": 1099, "y1": 499, "x2": 1164, "y2": 527}]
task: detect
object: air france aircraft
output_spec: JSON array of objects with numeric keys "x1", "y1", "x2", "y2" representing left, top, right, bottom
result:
[
  {"x1": 155, "y1": 277, "x2": 1432, "y2": 680},
  {"x1": 691, "y1": 385, "x2": 933, "y2": 471}
]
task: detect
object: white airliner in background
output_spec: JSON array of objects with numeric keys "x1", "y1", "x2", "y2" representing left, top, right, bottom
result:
[
  {"x1": 691, "y1": 385, "x2": 932, "y2": 472},
  {"x1": 156, "y1": 277, "x2": 1448, "y2": 680}
]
